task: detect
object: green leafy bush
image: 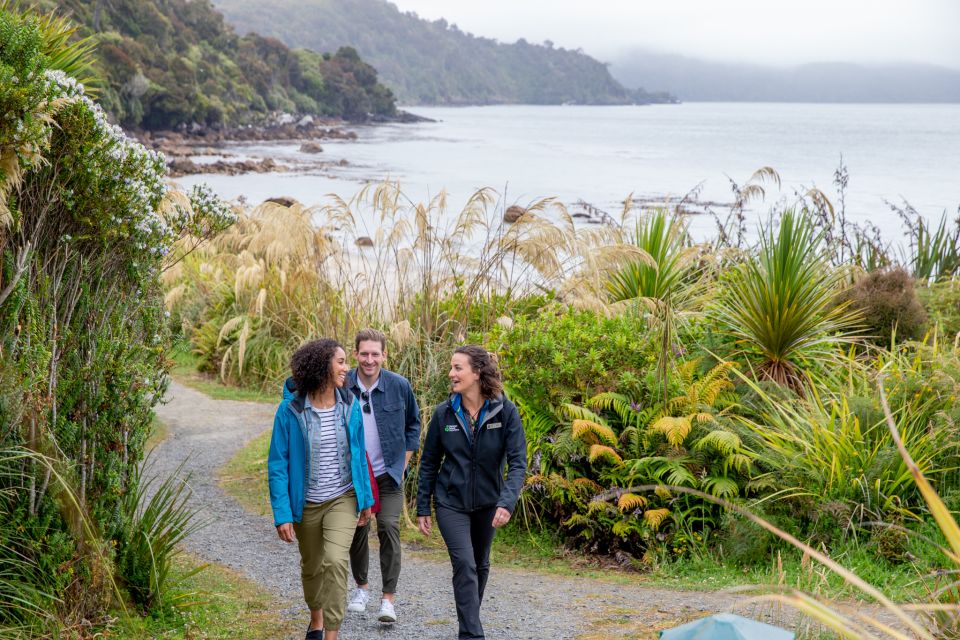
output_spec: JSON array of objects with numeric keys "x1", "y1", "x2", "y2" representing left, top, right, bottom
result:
[
  {"x1": 1, "y1": 5, "x2": 230, "y2": 631},
  {"x1": 918, "y1": 278, "x2": 960, "y2": 338},
  {"x1": 489, "y1": 306, "x2": 653, "y2": 411},
  {"x1": 524, "y1": 361, "x2": 755, "y2": 560}
]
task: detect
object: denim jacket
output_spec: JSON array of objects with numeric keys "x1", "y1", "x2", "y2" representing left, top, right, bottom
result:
[
  {"x1": 345, "y1": 368, "x2": 421, "y2": 487},
  {"x1": 268, "y1": 385, "x2": 374, "y2": 526}
]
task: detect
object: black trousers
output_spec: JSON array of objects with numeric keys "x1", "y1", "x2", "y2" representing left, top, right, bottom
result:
[{"x1": 435, "y1": 505, "x2": 498, "y2": 640}]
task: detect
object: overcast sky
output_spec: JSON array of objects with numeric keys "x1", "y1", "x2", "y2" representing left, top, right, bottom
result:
[{"x1": 388, "y1": 0, "x2": 960, "y2": 69}]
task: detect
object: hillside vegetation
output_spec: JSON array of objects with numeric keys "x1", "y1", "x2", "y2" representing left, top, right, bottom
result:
[
  {"x1": 213, "y1": 0, "x2": 674, "y2": 105},
  {"x1": 35, "y1": 0, "x2": 397, "y2": 129}
]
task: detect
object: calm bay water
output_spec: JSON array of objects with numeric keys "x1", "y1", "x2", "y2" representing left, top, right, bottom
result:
[{"x1": 177, "y1": 103, "x2": 960, "y2": 241}]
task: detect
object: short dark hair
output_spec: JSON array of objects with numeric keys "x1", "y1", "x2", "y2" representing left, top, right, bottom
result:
[
  {"x1": 291, "y1": 338, "x2": 343, "y2": 395},
  {"x1": 354, "y1": 328, "x2": 386, "y2": 352},
  {"x1": 454, "y1": 345, "x2": 503, "y2": 400}
]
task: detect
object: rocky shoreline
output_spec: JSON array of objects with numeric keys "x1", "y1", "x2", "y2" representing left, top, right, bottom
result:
[{"x1": 142, "y1": 110, "x2": 431, "y2": 178}]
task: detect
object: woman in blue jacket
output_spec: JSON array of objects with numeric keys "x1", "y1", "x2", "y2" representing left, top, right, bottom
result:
[
  {"x1": 416, "y1": 345, "x2": 527, "y2": 640},
  {"x1": 269, "y1": 338, "x2": 374, "y2": 640}
]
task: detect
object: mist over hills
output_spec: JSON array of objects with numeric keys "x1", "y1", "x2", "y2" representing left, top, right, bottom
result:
[
  {"x1": 212, "y1": 0, "x2": 674, "y2": 105},
  {"x1": 610, "y1": 51, "x2": 960, "y2": 102}
]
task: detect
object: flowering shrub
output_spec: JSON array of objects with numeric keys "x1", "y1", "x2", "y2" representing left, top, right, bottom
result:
[{"x1": 0, "y1": 5, "x2": 234, "y2": 631}]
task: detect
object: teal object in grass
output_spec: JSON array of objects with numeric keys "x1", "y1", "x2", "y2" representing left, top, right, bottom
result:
[{"x1": 659, "y1": 613, "x2": 794, "y2": 640}]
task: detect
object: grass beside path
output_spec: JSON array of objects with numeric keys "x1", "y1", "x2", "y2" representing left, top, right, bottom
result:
[
  {"x1": 169, "y1": 341, "x2": 276, "y2": 404},
  {"x1": 218, "y1": 424, "x2": 937, "y2": 603},
  {"x1": 177, "y1": 350, "x2": 941, "y2": 606},
  {"x1": 107, "y1": 553, "x2": 299, "y2": 639}
]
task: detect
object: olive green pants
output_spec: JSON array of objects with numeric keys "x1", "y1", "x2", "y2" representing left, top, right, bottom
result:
[{"x1": 293, "y1": 490, "x2": 357, "y2": 630}]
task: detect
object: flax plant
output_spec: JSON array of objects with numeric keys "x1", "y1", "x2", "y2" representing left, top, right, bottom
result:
[{"x1": 712, "y1": 209, "x2": 862, "y2": 394}]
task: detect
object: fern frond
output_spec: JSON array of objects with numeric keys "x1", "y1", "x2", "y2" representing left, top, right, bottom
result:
[
  {"x1": 572, "y1": 419, "x2": 618, "y2": 447},
  {"x1": 588, "y1": 444, "x2": 623, "y2": 465},
  {"x1": 617, "y1": 492, "x2": 647, "y2": 512},
  {"x1": 572, "y1": 477, "x2": 603, "y2": 493},
  {"x1": 649, "y1": 416, "x2": 691, "y2": 447},
  {"x1": 587, "y1": 498, "x2": 613, "y2": 515},
  {"x1": 726, "y1": 452, "x2": 754, "y2": 474},
  {"x1": 587, "y1": 392, "x2": 638, "y2": 427},
  {"x1": 560, "y1": 403, "x2": 606, "y2": 424},
  {"x1": 526, "y1": 474, "x2": 547, "y2": 488},
  {"x1": 644, "y1": 508, "x2": 671, "y2": 530},
  {"x1": 676, "y1": 358, "x2": 700, "y2": 386},
  {"x1": 665, "y1": 463, "x2": 696, "y2": 487},
  {"x1": 654, "y1": 485, "x2": 672, "y2": 499},
  {"x1": 693, "y1": 412, "x2": 714, "y2": 424},
  {"x1": 563, "y1": 514, "x2": 593, "y2": 529},
  {"x1": 702, "y1": 475, "x2": 740, "y2": 498},
  {"x1": 693, "y1": 430, "x2": 742, "y2": 456}
]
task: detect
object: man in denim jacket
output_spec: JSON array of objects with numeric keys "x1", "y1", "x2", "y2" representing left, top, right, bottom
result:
[{"x1": 343, "y1": 329, "x2": 420, "y2": 624}]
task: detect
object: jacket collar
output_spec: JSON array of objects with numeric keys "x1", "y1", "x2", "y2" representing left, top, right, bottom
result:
[
  {"x1": 289, "y1": 383, "x2": 353, "y2": 413},
  {"x1": 449, "y1": 393, "x2": 503, "y2": 426},
  {"x1": 348, "y1": 368, "x2": 391, "y2": 394}
]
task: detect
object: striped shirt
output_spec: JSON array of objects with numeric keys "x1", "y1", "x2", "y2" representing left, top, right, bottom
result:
[{"x1": 304, "y1": 400, "x2": 351, "y2": 504}]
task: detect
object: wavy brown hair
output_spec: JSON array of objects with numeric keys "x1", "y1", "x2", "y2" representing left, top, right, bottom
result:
[
  {"x1": 291, "y1": 338, "x2": 343, "y2": 395},
  {"x1": 454, "y1": 345, "x2": 503, "y2": 400}
]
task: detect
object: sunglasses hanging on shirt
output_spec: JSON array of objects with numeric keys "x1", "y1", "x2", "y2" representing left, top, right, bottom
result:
[{"x1": 360, "y1": 390, "x2": 371, "y2": 414}]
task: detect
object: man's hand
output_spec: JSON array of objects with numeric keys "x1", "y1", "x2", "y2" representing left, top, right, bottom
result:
[
  {"x1": 418, "y1": 515, "x2": 432, "y2": 536},
  {"x1": 491, "y1": 507, "x2": 511, "y2": 528},
  {"x1": 276, "y1": 522, "x2": 296, "y2": 543},
  {"x1": 357, "y1": 508, "x2": 372, "y2": 528}
]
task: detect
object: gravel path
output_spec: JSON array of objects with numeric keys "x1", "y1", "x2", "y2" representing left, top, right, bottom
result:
[{"x1": 154, "y1": 381, "x2": 760, "y2": 639}]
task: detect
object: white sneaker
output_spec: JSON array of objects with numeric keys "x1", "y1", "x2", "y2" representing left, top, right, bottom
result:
[
  {"x1": 346, "y1": 588, "x2": 370, "y2": 613},
  {"x1": 377, "y1": 598, "x2": 397, "y2": 624}
]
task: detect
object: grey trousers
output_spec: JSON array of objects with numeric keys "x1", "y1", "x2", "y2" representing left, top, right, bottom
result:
[
  {"x1": 436, "y1": 505, "x2": 498, "y2": 640},
  {"x1": 350, "y1": 473, "x2": 404, "y2": 593}
]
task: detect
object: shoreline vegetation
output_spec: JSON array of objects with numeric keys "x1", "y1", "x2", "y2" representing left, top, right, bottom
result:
[
  {"x1": 4, "y1": 2, "x2": 960, "y2": 639},
  {"x1": 160, "y1": 180, "x2": 960, "y2": 638}
]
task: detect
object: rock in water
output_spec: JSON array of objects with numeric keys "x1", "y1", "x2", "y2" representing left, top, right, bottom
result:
[
  {"x1": 299, "y1": 142, "x2": 323, "y2": 154},
  {"x1": 504, "y1": 205, "x2": 526, "y2": 223}
]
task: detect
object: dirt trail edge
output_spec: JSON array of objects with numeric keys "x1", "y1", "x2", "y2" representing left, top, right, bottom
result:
[{"x1": 155, "y1": 381, "x2": 754, "y2": 639}]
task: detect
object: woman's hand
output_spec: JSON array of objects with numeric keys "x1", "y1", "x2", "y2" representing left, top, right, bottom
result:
[
  {"x1": 491, "y1": 507, "x2": 511, "y2": 528},
  {"x1": 357, "y1": 508, "x2": 372, "y2": 528},
  {"x1": 418, "y1": 515, "x2": 432, "y2": 536},
  {"x1": 276, "y1": 523, "x2": 296, "y2": 543}
]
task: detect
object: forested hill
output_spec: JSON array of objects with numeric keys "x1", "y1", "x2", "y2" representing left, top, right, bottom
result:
[
  {"x1": 34, "y1": 0, "x2": 397, "y2": 130},
  {"x1": 213, "y1": 0, "x2": 673, "y2": 106}
]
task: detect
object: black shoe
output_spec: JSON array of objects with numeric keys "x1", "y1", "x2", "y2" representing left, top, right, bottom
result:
[{"x1": 305, "y1": 626, "x2": 324, "y2": 640}]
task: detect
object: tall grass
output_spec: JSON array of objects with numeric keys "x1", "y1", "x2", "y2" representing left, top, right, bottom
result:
[{"x1": 164, "y1": 183, "x2": 637, "y2": 395}]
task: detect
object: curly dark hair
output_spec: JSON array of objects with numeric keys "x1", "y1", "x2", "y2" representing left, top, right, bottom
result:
[
  {"x1": 291, "y1": 338, "x2": 344, "y2": 395},
  {"x1": 454, "y1": 345, "x2": 503, "y2": 400}
]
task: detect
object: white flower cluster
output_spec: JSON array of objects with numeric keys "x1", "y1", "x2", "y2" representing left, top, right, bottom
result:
[
  {"x1": 44, "y1": 70, "x2": 174, "y2": 260},
  {"x1": 189, "y1": 183, "x2": 238, "y2": 232}
]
